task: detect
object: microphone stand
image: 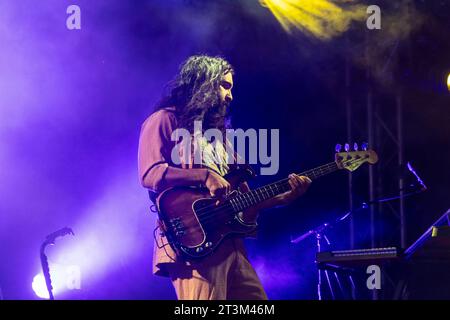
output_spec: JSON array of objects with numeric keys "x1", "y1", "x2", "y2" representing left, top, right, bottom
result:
[
  {"x1": 291, "y1": 184, "x2": 426, "y2": 300},
  {"x1": 291, "y1": 204, "x2": 368, "y2": 300},
  {"x1": 39, "y1": 227, "x2": 74, "y2": 300}
]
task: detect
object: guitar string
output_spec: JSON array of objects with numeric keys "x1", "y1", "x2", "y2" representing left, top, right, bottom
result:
[
  {"x1": 165, "y1": 157, "x2": 365, "y2": 235},
  {"x1": 168, "y1": 156, "x2": 370, "y2": 251},
  {"x1": 194, "y1": 161, "x2": 338, "y2": 219},
  {"x1": 194, "y1": 157, "x2": 364, "y2": 226},
  {"x1": 171, "y1": 179, "x2": 292, "y2": 237},
  {"x1": 197, "y1": 179, "x2": 302, "y2": 228},
  {"x1": 193, "y1": 158, "x2": 356, "y2": 222},
  {"x1": 194, "y1": 160, "x2": 345, "y2": 219},
  {"x1": 197, "y1": 180, "x2": 292, "y2": 224}
]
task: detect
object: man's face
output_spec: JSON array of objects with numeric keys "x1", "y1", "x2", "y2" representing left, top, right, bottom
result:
[{"x1": 219, "y1": 72, "x2": 233, "y2": 106}]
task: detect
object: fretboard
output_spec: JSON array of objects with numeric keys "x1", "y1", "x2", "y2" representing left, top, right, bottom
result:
[{"x1": 228, "y1": 162, "x2": 339, "y2": 213}]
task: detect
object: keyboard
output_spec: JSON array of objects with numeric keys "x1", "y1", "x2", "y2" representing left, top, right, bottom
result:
[{"x1": 316, "y1": 247, "x2": 400, "y2": 265}]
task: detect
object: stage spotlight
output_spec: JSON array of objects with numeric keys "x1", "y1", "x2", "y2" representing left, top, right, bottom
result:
[
  {"x1": 32, "y1": 264, "x2": 81, "y2": 299},
  {"x1": 32, "y1": 274, "x2": 50, "y2": 299}
]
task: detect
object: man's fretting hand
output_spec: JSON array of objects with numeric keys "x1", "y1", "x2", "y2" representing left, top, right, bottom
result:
[{"x1": 274, "y1": 174, "x2": 312, "y2": 206}]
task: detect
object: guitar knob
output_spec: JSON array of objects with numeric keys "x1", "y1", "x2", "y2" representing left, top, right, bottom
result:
[
  {"x1": 344, "y1": 143, "x2": 350, "y2": 152},
  {"x1": 335, "y1": 144, "x2": 342, "y2": 153},
  {"x1": 195, "y1": 247, "x2": 203, "y2": 253},
  {"x1": 205, "y1": 242, "x2": 212, "y2": 248},
  {"x1": 353, "y1": 143, "x2": 359, "y2": 151},
  {"x1": 362, "y1": 142, "x2": 368, "y2": 151}
]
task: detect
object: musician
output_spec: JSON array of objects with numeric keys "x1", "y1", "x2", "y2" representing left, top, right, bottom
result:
[{"x1": 138, "y1": 55, "x2": 311, "y2": 300}]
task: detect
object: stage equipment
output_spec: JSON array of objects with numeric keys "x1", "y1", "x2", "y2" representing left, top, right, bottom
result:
[
  {"x1": 306, "y1": 209, "x2": 450, "y2": 300},
  {"x1": 291, "y1": 160, "x2": 429, "y2": 300},
  {"x1": 40, "y1": 227, "x2": 74, "y2": 300}
]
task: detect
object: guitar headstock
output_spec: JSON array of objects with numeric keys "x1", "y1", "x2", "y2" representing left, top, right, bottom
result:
[{"x1": 335, "y1": 143, "x2": 378, "y2": 172}]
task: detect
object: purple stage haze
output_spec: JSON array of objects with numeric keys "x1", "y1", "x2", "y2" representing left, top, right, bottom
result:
[
  {"x1": 1, "y1": 0, "x2": 449, "y2": 300},
  {"x1": 1, "y1": 0, "x2": 312, "y2": 300},
  {"x1": 0, "y1": 0, "x2": 207, "y2": 299}
]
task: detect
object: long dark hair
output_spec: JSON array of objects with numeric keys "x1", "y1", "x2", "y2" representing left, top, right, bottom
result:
[{"x1": 156, "y1": 55, "x2": 234, "y2": 132}]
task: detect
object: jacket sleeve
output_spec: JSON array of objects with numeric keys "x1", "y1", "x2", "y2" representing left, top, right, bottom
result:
[{"x1": 138, "y1": 110, "x2": 208, "y2": 193}]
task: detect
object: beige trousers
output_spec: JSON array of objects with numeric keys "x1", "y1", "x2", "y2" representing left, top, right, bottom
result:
[{"x1": 166, "y1": 237, "x2": 268, "y2": 300}]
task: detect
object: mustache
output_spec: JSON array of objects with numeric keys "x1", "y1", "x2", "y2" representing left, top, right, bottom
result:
[{"x1": 220, "y1": 99, "x2": 230, "y2": 114}]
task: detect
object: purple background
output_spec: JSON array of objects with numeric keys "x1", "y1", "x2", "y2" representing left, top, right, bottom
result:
[{"x1": 0, "y1": 0, "x2": 449, "y2": 299}]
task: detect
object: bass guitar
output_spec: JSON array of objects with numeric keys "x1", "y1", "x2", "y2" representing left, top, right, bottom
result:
[{"x1": 156, "y1": 148, "x2": 378, "y2": 259}]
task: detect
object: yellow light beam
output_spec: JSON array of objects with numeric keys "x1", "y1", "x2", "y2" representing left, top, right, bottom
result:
[{"x1": 260, "y1": 0, "x2": 367, "y2": 40}]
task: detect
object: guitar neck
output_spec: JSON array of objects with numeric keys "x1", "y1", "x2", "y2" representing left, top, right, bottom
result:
[{"x1": 229, "y1": 162, "x2": 339, "y2": 212}]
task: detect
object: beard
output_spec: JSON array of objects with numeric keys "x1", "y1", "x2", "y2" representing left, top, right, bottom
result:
[{"x1": 203, "y1": 98, "x2": 230, "y2": 132}]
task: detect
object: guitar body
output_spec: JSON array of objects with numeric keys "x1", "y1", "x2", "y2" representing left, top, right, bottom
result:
[{"x1": 156, "y1": 167, "x2": 257, "y2": 259}]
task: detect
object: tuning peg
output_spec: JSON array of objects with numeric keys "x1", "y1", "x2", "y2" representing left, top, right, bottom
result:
[
  {"x1": 335, "y1": 144, "x2": 342, "y2": 152},
  {"x1": 353, "y1": 143, "x2": 359, "y2": 151},
  {"x1": 361, "y1": 142, "x2": 368, "y2": 151},
  {"x1": 344, "y1": 143, "x2": 350, "y2": 152}
]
